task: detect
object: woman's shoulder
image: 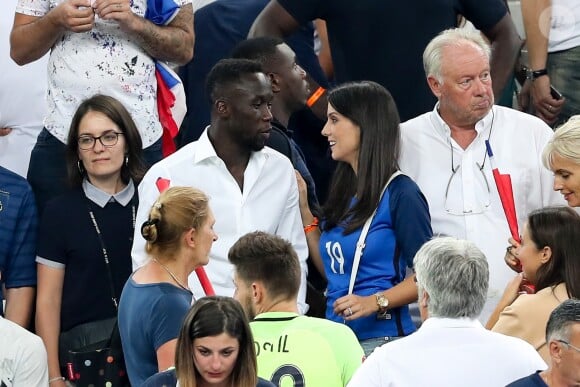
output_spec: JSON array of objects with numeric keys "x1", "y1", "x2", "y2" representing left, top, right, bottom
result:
[
  {"x1": 387, "y1": 173, "x2": 422, "y2": 193},
  {"x1": 257, "y1": 377, "x2": 276, "y2": 387},
  {"x1": 142, "y1": 368, "x2": 176, "y2": 387},
  {"x1": 43, "y1": 187, "x2": 85, "y2": 212},
  {"x1": 505, "y1": 284, "x2": 567, "y2": 317}
]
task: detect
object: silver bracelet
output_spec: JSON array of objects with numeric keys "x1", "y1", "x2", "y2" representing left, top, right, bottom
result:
[{"x1": 48, "y1": 376, "x2": 65, "y2": 384}]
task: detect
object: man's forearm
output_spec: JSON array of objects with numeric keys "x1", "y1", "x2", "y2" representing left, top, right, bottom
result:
[
  {"x1": 486, "y1": 14, "x2": 523, "y2": 100},
  {"x1": 10, "y1": 12, "x2": 64, "y2": 65},
  {"x1": 248, "y1": 0, "x2": 299, "y2": 38},
  {"x1": 522, "y1": 0, "x2": 551, "y2": 70},
  {"x1": 4, "y1": 286, "x2": 35, "y2": 328},
  {"x1": 126, "y1": 4, "x2": 194, "y2": 65}
]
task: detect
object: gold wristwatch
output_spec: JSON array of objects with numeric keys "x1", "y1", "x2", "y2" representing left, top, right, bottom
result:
[
  {"x1": 375, "y1": 292, "x2": 391, "y2": 320},
  {"x1": 375, "y1": 292, "x2": 389, "y2": 313}
]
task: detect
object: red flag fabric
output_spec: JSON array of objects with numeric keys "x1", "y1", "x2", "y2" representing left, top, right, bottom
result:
[
  {"x1": 491, "y1": 170, "x2": 520, "y2": 242},
  {"x1": 155, "y1": 70, "x2": 178, "y2": 158}
]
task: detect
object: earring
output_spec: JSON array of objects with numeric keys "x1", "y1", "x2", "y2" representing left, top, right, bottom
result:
[
  {"x1": 77, "y1": 160, "x2": 85, "y2": 174},
  {"x1": 125, "y1": 155, "x2": 129, "y2": 167}
]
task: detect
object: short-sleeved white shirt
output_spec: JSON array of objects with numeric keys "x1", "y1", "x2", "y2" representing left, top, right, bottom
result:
[{"x1": 15, "y1": 0, "x2": 189, "y2": 146}]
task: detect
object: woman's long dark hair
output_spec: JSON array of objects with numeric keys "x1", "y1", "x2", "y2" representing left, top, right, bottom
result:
[
  {"x1": 175, "y1": 296, "x2": 257, "y2": 387},
  {"x1": 66, "y1": 94, "x2": 146, "y2": 187},
  {"x1": 322, "y1": 81, "x2": 401, "y2": 234},
  {"x1": 528, "y1": 206, "x2": 580, "y2": 298}
]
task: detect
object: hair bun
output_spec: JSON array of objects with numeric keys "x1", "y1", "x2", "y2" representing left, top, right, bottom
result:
[{"x1": 141, "y1": 218, "x2": 159, "y2": 242}]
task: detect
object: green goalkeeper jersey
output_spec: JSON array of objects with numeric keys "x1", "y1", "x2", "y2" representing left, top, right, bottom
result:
[{"x1": 250, "y1": 312, "x2": 364, "y2": 387}]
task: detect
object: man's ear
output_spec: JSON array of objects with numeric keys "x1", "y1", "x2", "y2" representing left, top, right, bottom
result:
[
  {"x1": 548, "y1": 340, "x2": 563, "y2": 364},
  {"x1": 252, "y1": 281, "x2": 264, "y2": 304},
  {"x1": 268, "y1": 72, "x2": 281, "y2": 93},
  {"x1": 420, "y1": 289, "x2": 430, "y2": 308},
  {"x1": 427, "y1": 75, "x2": 443, "y2": 98},
  {"x1": 215, "y1": 100, "x2": 228, "y2": 116}
]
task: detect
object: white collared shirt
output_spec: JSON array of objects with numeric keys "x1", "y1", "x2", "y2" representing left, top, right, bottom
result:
[
  {"x1": 347, "y1": 317, "x2": 547, "y2": 387},
  {"x1": 132, "y1": 129, "x2": 309, "y2": 313},
  {"x1": 400, "y1": 105, "x2": 564, "y2": 321}
]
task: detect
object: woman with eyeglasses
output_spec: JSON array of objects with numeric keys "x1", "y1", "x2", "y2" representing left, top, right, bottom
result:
[
  {"x1": 296, "y1": 81, "x2": 432, "y2": 356},
  {"x1": 487, "y1": 206, "x2": 580, "y2": 364},
  {"x1": 142, "y1": 296, "x2": 275, "y2": 387},
  {"x1": 35, "y1": 94, "x2": 146, "y2": 387}
]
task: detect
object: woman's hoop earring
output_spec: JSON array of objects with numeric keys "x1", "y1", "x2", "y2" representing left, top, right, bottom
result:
[{"x1": 77, "y1": 160, "x2": 85, "y2": 174}]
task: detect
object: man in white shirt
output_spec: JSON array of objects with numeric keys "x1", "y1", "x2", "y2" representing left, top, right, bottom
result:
[
  {"x1": 399, "y1": 28, "x2": 563, "y2": 322},
  {"x1": 132, "y1": 58, "x2": 309, "y2": 313},
  {"x1": 0, "y1": 315, "x2": 48, "y2": 387},
  {"x1": 348, "y1": 237, "x2": 547, "y2": 387}
]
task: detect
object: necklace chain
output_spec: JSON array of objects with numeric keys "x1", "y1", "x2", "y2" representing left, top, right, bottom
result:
[{"x1": 152, "y1": 258, "x2": 191, "y2": 293}]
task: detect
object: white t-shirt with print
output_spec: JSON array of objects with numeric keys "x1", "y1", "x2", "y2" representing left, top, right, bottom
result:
[{"x1": 15, "y1": 0, "x2": 189, "y2": 147}]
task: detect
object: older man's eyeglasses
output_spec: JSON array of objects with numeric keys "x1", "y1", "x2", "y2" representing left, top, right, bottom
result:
[
  {"x1": 78, "y1": 131, "x2": 123, "y2": 150},
  {"x1": 444, "y1": 153, "x2": 491, "y2": 216},
  {"x1": 444, "y1": 110, "x2": 495, "y2": 216},
  {"x1": 557, "y1": 340, "x2": 580, "y2": 353}
]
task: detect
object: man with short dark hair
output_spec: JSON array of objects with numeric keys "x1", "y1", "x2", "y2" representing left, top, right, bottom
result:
[
  {"x1": 348, "y1": 237, "x2": 546, "y2": 387},
  {"x1": 231, "y1": 36, "x2": 319, "y2": 223},
  {"x1": 132, "y1": 59, "x2": 309, "y2": 313},
  {"x1": 508, "y1": 299, "x2": 580, "y2": 387},
  {"x1": 229, "y1": 231, "x2": 363, "y2": 386}
]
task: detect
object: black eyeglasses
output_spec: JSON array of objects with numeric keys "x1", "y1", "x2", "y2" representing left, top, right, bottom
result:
[
  {"x1": 78, "y1": 131, "x2": 123, "y2": 150},
  {"x1": 557, "y1": 340, "x2": 580, "y2": 353}
]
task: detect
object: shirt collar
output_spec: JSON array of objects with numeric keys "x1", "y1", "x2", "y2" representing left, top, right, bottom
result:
[
  {"x1": 430, "y1": 103, "x2": 496, "y2": 140},
  {"x1": 253, "y1": 311, "x2": 300, "y2": 321},
  {"x1": 82, "y1": 179, "x2": 135, "y2": 208},
  {"x1": 194, "y1": 126, "x2": 268, "y2": 166},
  {"x1": 420, "y1": 316, "x2": 483, "y2": 330},
  {"x1": 193, "y1": 126, "x2": 220, "y2": 164}
]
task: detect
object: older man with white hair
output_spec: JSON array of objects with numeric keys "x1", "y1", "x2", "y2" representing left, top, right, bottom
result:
[
  {"x1": 399, "y1": 28, "x2": 564, "y2": 322},
  {"x1": 348, "y1": 237, "x2": 546, "y2": 387}
]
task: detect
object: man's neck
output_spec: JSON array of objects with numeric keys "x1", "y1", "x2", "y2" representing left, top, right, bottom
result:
[
  {"x1": 271, "y1": 103, "x2": 291, "y2": 128},
  {"x1": 208, "y1": 126, "x2": 251, "y2": 189},
  {"x1": 543, "y1": 368, "x2": 575, "y2": 387},
  {"x1": 259, "y1": 299, "x2": 299, "y2": 315}
]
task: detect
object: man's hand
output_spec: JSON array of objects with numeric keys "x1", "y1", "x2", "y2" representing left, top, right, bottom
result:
[
  {"x1": 93, "y1": 0, "x2": 135, "y2": 31},
  {"x1": 529, "y1": 76, "x2": 565, "y2": 125},
  {"x1": 52, "y1": 0, "x2": 95, "y2": 33}
]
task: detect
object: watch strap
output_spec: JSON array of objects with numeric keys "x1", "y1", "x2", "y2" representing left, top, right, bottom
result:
[{"x1": 526, "y1": 68, "x2": 548, "y2": 80}]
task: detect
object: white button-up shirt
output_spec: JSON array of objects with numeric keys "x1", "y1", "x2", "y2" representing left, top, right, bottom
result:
[
  {"x1": 347, "y1": 317, "x2": 546, "y2": 387},
  {"x1": 400, "y1": 105, "x2": 564, "y2": 321},
  {"x1": 132, "y1": 129, "x2": 309, "y2": 313}
]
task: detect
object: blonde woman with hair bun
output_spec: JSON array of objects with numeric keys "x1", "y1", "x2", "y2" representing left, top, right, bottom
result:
[{"x1": 118, "y1": 186, "x2": 218, "y2": 386}]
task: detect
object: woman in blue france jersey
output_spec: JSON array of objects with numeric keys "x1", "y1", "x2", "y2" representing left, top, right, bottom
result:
[{"x1": 297, "y1": 81, "x2": 432, "y2": 356}]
